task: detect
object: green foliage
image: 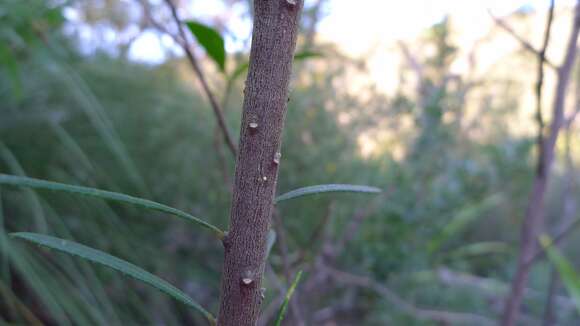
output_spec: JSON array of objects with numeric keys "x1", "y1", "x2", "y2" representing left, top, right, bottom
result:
[
  {"x1": 11, "y1": 232, "x2": 216, "y2": 324},
  {"x1": 186, "y1": 21, "x2": 226, "y2": 72},
  {"x1": 0, "y1": 174, "x2": 224, "y2": 239},
  {"x1": 275, "y1": 184, "x2": 381, "y2": 203},
  {"x1": 0, "y1": 0, "x2": 64, "y2": 98},
  {"x1": 2, "y1": 4, "x2": 575, "y2": 324},
  {"x1": 541, "y1": 235, "x2": 580, "y2": 314},
  {"x1": 275, "y1": 270, "x2": 303, "y2": 326},
  {"x1": 428, "y1": 194, "x2": 502, "y2": 254}
]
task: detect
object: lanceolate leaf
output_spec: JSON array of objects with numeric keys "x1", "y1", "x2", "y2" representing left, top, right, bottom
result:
[
  {"x1": 0, "y1": 174, "x2": 224, "y2": 239},
  {"x1": 275, "y1": 184, "x2": 381, "y2": 204},
  {"x1": 11, "y1": 232, "x2": 216, "y2": 325},
  {"x1": 541, "y1": 235, "x2": 580, "y2": 313},
  {"x1": 185, "y1": 21, "x2": 226, "y2": 72},
  {"x1": 275, "y1": 270, "x2": 303, "y2": 326}
]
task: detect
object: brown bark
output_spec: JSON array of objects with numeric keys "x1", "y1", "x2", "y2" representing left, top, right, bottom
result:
[
  {"x1": 217, "y1": 1, "x2": 303, "y2": 325},
  {"x1": 501, "y1": 3, "x2": 580, "y2": 325}
]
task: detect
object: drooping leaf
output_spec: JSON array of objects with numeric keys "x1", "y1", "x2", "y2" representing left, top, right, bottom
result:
[
  {"x1": 275, "y1": 270, "x2": 303, "y2": 326},
  {"x1": 11, "y1": 232, "x2": 216, "y2": 325},
  {"x1": 0, "y1": 174, "x2": 224, "y2": 239},
  {"x1": 275, "y1": 184, "x2": 381, "y2": 204},
  {"x1": 541, "y1": 235, "x2": 580, "y2": 313},
  {"x1": 185, "y1": 21, "x2": 226, "y2": 72}
]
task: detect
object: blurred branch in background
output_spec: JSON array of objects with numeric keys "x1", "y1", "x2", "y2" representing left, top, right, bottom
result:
[
  {"x1": 489, "y1": 10, "x2": 557, "y2": 70},
  {"x1": 502, "y1": 1, "x2": 580, "y2": 325},
  {"x1": 3, "y1": 0, "x2": 580, "y2": 324}
]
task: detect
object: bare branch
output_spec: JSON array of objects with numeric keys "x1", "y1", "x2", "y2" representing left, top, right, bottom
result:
[
  {"x1": 502, "y1": 2, "x2": 580, "y2": 325},
  {"x1": 534, "y1": 0, "x2": 556, "y2": 175},
  {"x1": 489, "y1": 11, "x2": 557, "y2": 70},
  {"x1": 152, "y1": 0, "x2": 238, "y2": 157}
]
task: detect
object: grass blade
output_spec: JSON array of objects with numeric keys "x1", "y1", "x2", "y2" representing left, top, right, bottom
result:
[
  {"x1": 0, "y1": 174, "x2": 224, "y2": 239},
  {"x1": 275, "y1": 270, "x2": 303, "y2": 326},
  {"x1": 275, "y1": 184, "x2": 381, "y2": 204},
  {"x1": 11, "y1": 232, "x2": 217, "y2": 325},
  {"x1": 540, "y1": 235, "x2": 580, "y2": 313}
]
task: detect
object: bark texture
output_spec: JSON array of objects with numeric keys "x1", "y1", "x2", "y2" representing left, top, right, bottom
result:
[
  {"x1": 217, "y1": 1, "x2": 303, "y2": 325},
  {"x1": 501, "y1": 3, "x2": 580, "y2": 325}
]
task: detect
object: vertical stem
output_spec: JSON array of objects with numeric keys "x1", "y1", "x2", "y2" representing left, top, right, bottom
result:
[
  {"x1": 501, "y1": 3, "x2": 580, "y2": 325},
  {"x1": 217, "y1": 1, "x2": 303, "y2": 325}
]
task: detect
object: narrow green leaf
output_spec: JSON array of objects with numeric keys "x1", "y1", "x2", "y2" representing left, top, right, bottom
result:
[
  {"x1": 541, "y1": 235, "x2": 580, "y2": 313},
  {"x1": 275, "y1": 270, "x2": 303, "y2": 326},
  {"x1": 293, "y1": 51, "x2": 324, "y2": 60},
  {"x1": 11, "y1": 232, "x2": 216, "y2": 325},
  {"x1": 275, "y1": 184, "x2": 381, "y2": 203},
  {"x1": 0, "y1": 174, "x2": 224, "y2": 239},
  {"x1": 185, "y1": 21, "x2": 226, "y2": 72}
]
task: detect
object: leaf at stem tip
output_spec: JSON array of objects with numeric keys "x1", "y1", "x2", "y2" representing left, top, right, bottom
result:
[
  {"x1": 0, "y1": 174, "x2": 224, "y2": 239},
  {"x1": 185, "y1": 21, "x2": 226, "y2": 72},
  {"x1": 10, "y1": 232, "x2": 216, "y2": 324},
  {"x1": 275, "y1": 270, "x2": 303, "y2": 326},
  {"x1": 540, "y1": 235, "x2": 580, "y2": 314},
  {"x1": 275, "y1": 184, "x2": 381, "y2": 204}
]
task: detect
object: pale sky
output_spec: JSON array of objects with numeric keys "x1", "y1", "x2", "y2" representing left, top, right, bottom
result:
[{"x1": 128, "y1": 0, "x2": 574, "y2": 63}]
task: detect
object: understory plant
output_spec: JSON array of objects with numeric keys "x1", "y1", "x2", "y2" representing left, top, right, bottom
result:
[{"x1": 0, "y1": 1, "x2": 380, "y2": 325}]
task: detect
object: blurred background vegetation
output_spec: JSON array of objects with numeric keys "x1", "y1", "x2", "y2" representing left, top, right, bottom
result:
[{"x1": 1, "y1": 0, "x2": 580, "y2": 325}]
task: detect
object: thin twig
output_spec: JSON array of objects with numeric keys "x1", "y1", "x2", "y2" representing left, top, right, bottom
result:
[
  {"x1": 489, "y1": 11, "x2": 557, "y2": 70},
  {"x1": 162, "y1": 0, "x2": 238, "y2": 157},
  {"x1": 502, "y1": 2, "x2": 580, "y2": 325},
  {"x1": 534, "y1": 0, "x2": 556, "y2": 176}
]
